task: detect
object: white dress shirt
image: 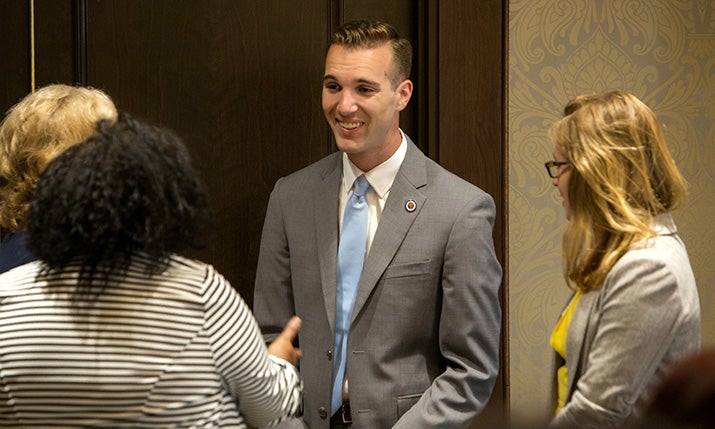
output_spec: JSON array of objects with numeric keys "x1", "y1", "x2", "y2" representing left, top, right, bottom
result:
[{"x1": 339, "y1": 130, "x2": 408, "y2": 255}]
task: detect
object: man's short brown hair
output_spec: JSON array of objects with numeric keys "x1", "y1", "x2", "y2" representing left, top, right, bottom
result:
[{"x1": 329, "y1": 20, "x2": 413, "y2": 88}]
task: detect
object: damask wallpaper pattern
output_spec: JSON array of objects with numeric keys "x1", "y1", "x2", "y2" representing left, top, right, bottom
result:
[{"x1": 508, "y1": 0, "x2": 715, "y2": 420}]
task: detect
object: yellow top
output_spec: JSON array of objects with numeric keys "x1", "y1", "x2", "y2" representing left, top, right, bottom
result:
[{"x1": 550, "y1": 288, "x2": 582, "y2": 413}]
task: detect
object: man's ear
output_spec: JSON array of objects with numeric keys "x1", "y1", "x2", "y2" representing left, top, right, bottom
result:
[{"x1": 396, "y1": 79, "x2": 413, "y2": 111}]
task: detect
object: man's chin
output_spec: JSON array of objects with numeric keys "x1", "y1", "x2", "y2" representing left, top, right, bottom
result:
[{"x1": 334, "y1": 138, "x2": 362, "y2": 154}]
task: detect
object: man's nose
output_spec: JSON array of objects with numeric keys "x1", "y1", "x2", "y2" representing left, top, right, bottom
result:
[{"x1": 337, "y1": 91, "x2": 358, "y2": 115}]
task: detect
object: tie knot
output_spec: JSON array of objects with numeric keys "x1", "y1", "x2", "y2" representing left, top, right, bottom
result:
[{"x1": 352, "y1": 175, "x2": 370, "y2": 198}]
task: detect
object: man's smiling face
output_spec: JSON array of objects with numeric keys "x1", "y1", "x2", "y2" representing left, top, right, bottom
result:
[{"x1": 322, "y1": 43, "x2": 412, "y2": 171}]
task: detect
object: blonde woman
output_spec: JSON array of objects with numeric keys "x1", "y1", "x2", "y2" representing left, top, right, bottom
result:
[
  {"x1": 545, "y1": 91, "x2": 700, "y2": 428},
  {"x1": 0, "y1": 84, "x2": 117, "y2": 272}
]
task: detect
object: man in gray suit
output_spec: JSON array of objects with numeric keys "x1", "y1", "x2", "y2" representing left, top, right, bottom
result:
[{"x1": 254, "y1": 20, "x2": 502, "y2": 428}]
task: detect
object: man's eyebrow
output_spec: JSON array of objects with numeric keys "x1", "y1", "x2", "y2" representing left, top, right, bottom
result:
[
  {"x1": 322, "y1": 75, "x2": 380, "y2": 87},
  {"x1": 357, "y1": 78, "x2": 380, "y2": 87}
]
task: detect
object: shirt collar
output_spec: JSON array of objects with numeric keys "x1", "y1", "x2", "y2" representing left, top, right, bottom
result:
[
  {"x1": 341, "y1": 129, "x2": 407, "y2": 198},
  {"x1": 652, "y1": 212, "x2": 677, "y2": 235}
]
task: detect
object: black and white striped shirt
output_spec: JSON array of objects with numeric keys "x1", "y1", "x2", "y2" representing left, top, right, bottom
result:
[{"x1": 0, "y1": 254, "x2": 301, "y2": 428}]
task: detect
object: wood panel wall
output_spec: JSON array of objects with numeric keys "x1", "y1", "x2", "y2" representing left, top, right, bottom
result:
[
  {"x1": 0, "y1": 1, "x2": 506, "y2": 425},
  {"x1": 438, "y1": 2, "x2": 507, "y2": 424}
]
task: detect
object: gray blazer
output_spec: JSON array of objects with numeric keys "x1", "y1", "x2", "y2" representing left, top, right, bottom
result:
[
  {"x1": 550, "y1": 213, "x2": 700, "y2": 429},
  {"x1": 253, "y1": 138, "x2": 502, "y2": 429}
]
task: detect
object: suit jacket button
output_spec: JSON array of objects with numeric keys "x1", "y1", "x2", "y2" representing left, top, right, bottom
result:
[
  {"x1": 326, "y1": 350, "x2": 333, "y2": 361},
  {"x1": 318, "y1": 407, "x2": 328, "y2": 419}
]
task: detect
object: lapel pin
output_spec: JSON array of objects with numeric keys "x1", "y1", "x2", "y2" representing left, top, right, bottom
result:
[{"x1": 405, "y1": 199, "x2": 417, "y2": 212}]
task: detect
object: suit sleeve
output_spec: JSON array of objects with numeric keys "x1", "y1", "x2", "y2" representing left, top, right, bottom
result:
[
  {"x1": 394, "y1": 192, "x2": 503, "y2": 429},
  {"x1": 253, "y1": 177, "x2": 296, "y2": 343},
  {"x1": 549, "y1": 253, "x2": 697, "y2": 429}
]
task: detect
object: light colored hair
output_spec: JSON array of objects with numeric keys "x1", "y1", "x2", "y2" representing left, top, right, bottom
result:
[
  {"x1": 550, "y1": 91, "x2": 687, "y2": 291},
  {"x1": 329, "y1": 20, "x2": 412, "y2": 88},
  {"x1": 0, "y1": 84, "x2": 117, "y2": 231}
]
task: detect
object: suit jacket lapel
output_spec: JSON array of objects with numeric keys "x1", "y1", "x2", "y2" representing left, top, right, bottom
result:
[
  {"x1": 566, "y1": 289, "x2": 598, "y2": 400},
  {"x1": 315, "y1": 155, "x2": 342, "y2": 336},
  {"x1": 351, "y1": 140, "x2": 427, "y2": 323}
]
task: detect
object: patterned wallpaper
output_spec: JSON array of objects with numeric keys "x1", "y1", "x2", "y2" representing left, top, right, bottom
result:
[{"x1": 508, "y1": 0, "x2": 715, "y2": 420}]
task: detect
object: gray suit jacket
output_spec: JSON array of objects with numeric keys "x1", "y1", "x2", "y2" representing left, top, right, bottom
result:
[
  {"x1": 549, "y1": 213, "x2": 700, "y2": 429},
  {"x1": 254, "y1": 138, "x2": 502, "y2": 428}
]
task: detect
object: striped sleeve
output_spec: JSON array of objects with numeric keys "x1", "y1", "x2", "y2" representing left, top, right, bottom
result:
[{"x1": 200, "y1": 265, "x2": 302, "y2": 427}]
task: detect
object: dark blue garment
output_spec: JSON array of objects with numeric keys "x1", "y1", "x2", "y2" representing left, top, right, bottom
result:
[{"x1": 0, "y1": 230, "x2": 36, "y2": 274}]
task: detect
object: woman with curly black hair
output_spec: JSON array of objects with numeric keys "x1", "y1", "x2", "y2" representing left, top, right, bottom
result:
[{"x1": 0, "y1": 114, "x2": 303, "y2": 428}]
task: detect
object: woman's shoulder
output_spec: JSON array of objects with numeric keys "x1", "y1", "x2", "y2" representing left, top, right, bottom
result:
[
  {"x1": 0, "y1": 260, "x2": 44, "y2": 293},
  {"x1": 162, "y1": 254, "x2": 229, "y2": 283},
  {"x1": 603, "y1": 227, "x2": 696, "y2": 301},
  {"x1": 165, "y1": 254, "x2": 211, "y2": 272},
  {"x1": 619, "y1": 231, "x2": 689, "y2": 270},
  {"x1": 128, "y1": 253, "x2": 224, "y2": 287}
]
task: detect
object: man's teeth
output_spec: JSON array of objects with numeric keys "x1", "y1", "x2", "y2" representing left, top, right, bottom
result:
[{"x1": 339, "y1": 121, "x2": 361, "y2": 129}]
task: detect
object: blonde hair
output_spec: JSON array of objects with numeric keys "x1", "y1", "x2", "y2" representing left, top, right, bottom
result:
[
  {"x1": 0, "y1": 84, "x2": 117, "y2": 231},
  {"x1": 550, "y1": 91, "x2": 687, "y2": 291}
]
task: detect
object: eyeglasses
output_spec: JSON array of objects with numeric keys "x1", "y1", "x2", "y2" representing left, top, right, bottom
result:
[{"x1": 544, "y1": 160, "x2": 569, "y2": 179}]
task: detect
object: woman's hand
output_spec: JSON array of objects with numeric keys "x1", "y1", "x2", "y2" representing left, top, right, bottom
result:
[{"x1": 267, "y1": 316, "x2": 302, "y2": 366}]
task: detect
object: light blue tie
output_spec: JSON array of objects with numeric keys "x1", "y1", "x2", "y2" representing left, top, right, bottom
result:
[{"x1": 332, "y1": 174, "x2": 370, "y2": 414}]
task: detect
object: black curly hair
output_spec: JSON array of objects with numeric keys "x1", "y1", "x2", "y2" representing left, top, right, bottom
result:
[{"x1": 27, "y1": 113, "x2": 210, "y2": 292}]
